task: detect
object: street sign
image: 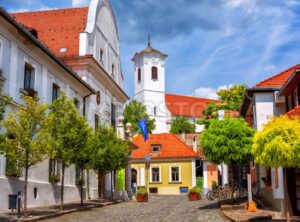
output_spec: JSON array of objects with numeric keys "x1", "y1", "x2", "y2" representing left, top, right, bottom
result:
[
  {"x1": 145, "y1": 155, "x2": 151, "y2": 161},
  {"x1": 145, "y1": 154, "x2": 151, "y2": 169}
]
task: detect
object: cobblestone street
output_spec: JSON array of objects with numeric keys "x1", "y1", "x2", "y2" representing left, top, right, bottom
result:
[{"x1": 44, "y1": 195, "x2": 229, "y2": 222}]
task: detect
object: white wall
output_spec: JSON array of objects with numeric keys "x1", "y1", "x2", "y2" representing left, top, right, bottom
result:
[
  {"x1": 0, "y1": 13, "x2": 98, "y2": 211},
  {"x1": 254, "y1": 92, "x2": 286, "y2": 200},
  {"x1": 133, "y1": 51, "x2": 168, "y2": 133}
]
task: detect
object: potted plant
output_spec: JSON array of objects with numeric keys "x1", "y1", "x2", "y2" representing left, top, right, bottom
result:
[
  {"x1": 188, "y1": 187, "x2": 201, "y2": 201},
  {"x1": 136, "y1": 187, "x2": 148, "y2": 202}
]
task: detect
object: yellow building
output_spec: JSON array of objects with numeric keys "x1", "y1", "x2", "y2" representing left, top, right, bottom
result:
[{"x1": 131, "y1": 133, "x2": 198, "y2": 195}]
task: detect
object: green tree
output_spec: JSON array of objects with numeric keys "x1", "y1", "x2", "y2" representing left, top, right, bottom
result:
[
  {"x1": 70, "y1": 116, "x2": 92, "y2": 206},
  {"x1": 202, "y1": 102, "x2": 219, "y2": 118},
  {"x1": 0, "y1": 85, "x2": 10, "y2": 122},
  {"x1": 89, "y1": 123, "x2": 130, "y2": 198},
  {"x1": 46, "y1": 92, "x2": 87, "y2": 210},
  {"x1": 217, "y1": 84, "x2": 246, "y2": 111},
  {"x1": 123, "y1": 100, "x2": 155, "y2": 133},
  {"x1": 0, "y1": 96, "x2": 51, "y2": 215},
  {"x1": 201, "y1": 116, "x2": 254, "y2": 197},
  {"x1": 252, "y1": 115, "x2": 300, "y2": 220},
  {"x1": 170, "y1": 117, "x2": 195, "y2": 134}
]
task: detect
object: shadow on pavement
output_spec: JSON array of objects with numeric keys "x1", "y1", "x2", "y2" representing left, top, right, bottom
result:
[{"x1": 198, "y1": 202, "x2": 219, "y2": 210}]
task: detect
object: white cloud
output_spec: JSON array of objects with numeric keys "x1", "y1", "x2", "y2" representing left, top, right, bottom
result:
[
  {"x1": 194, "y1": 87, "x2": 218, "y2": 99},
  {"x1": 194, "y1": 84, "x2": 233, "y2": 99},
  {"x1": 72, "y1": 0, "x2": 90, "y2": 7}
]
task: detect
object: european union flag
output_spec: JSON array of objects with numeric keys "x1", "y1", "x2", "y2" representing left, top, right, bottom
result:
[{"x1": 137, "y1": 118, "x2": 149, "y2": 141}]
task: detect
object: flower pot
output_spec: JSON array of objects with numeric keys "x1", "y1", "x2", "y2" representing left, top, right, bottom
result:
[
  {"x1": 136, "y1": 194, "x2": 148, "y2": 202},
  {"x1": 188, "y1": 192, "x2": 201, "y2": 201}
]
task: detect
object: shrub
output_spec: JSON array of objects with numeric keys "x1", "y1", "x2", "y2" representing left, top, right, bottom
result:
[
  {"x1": 137, "y1": 187, "x2": 148, "y2": 195},
  {"x1": 188, "y1": 187, "x2": 201, "y2": 194},
  {"x1": 212, "y1": 180, "x2": 218, "y2": 190}
]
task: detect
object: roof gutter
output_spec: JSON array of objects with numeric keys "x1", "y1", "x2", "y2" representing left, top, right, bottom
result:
[
  {"x1": 278, "y1": 69, "x2": 299, "y2": 96},
  {"x1": 0, "y1": 8, "x2": 96, "y2": 94}
]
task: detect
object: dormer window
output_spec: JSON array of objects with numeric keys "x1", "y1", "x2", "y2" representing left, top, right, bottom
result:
[
  {"x1": 138, "y1": 68, "x2": 141, "y2": 82},
  {"x1": 151, "y1": 144, "x2": 161, "y2": 153},
  {"x1": 151, "y1": 66, "x2": 158, "y2": 80}
]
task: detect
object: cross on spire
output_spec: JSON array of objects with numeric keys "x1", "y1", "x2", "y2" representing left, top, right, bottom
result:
[{"x1": 148, "y1": 34, "x2": 151, "y2": 46}]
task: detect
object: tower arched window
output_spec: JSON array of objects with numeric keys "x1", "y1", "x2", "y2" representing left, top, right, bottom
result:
[
  {"x1": 151, "y1": 66, "x2": 158, "y2": 80},
  {"x1": 138, "y1": 68, "x2": 141, "y2": 82}
]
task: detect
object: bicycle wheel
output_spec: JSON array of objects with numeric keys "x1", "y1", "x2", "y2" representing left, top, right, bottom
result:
[
  {"x1": 206, "y1": 191, "x2": 212, "y2": 200},
  {"x1": 211, "y1": 190, "x2": 219, "y2": 200}
]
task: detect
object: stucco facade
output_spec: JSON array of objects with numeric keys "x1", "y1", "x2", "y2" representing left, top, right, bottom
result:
[
  {"x1": 241, "y1": 88, "x2": 287, "y2": 211},
  {"x1": 0, "y1": 0, "x2": 128, "y2": 211},
  {"x1": 131, "y1": 159, "x2": 196, "y2": 195}
]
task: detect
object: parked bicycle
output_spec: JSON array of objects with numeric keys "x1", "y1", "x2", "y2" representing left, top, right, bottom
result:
[{"x1": 206, "y1": 183, "x2": 248, "y2": 201}]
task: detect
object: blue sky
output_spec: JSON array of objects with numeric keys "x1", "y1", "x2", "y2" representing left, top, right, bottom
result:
[{"x1": 2, "y1": 0, "x2": 300, "y2": 99}]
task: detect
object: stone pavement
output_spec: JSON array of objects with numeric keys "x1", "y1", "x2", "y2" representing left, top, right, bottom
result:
[{"x1": 43, "y1": 195, "x2": 229, "y2": 222}]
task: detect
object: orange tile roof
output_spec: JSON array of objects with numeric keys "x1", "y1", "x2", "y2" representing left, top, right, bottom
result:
[
  {"x1": 132, "y1": 133, "x2": 198, "y2": 159},
  {"x1": 165, "y1": 94, "x2": 220, "y2": 118},
  {"x1": 11, "y1": 8, "x2": 88, "y2": 58},
  {"x1": 286, "y1": 106, "x2": 300, "y2": 117},
  {"x1": 254, "y1": 64, "x2": 300, "y2": 88}
]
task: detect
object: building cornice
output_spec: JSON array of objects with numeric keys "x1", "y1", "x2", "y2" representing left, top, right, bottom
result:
[{"x1": 62, "y1": 55, "x2": 129, "y2": 103}]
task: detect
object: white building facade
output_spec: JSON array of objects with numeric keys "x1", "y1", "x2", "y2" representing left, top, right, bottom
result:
[
  {"x1": 0, "y1": 0, "x2": 128, "y2": 211},
  {"x1": 240, "y1": 69, "x2": 294, "y2": 212}
]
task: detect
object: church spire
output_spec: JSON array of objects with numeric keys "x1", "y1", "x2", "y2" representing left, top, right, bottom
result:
[{"x1": 148, "y1": 34, "x2": 151, "y2": 47}]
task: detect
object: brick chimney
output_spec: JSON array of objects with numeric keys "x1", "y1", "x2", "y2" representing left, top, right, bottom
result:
[
  {"x1": 181, "y1": 131, "x2": 186, "y2": 142},
  {"x1": 192, "y1": 136, "x2": 198, "y2": 153}
]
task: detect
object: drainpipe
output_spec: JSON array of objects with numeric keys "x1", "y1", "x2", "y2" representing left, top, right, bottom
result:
[{"x1": 83, "y1": 92, "x2": 93, "y2": 117}]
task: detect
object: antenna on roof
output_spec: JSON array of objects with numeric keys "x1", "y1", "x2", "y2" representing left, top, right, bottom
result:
[{"x1": 148, "y1": 34, "x2": 151, "y2": 46}]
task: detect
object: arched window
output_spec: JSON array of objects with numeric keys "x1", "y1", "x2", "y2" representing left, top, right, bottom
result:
[
  {"x1": 138, "y1": 68, "x2": 141, "y2": 82},
  {"x1": 151, "y1": 66, "x2": 158, "y2": 80}
]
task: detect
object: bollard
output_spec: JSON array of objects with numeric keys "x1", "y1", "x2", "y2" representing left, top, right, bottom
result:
[{"x1": 17, "y1": 191, "x2": 21, "y2": 218}]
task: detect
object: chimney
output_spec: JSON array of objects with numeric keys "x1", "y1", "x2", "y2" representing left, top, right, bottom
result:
[
  {"x1": 192, "y1": 136, "x2": 198, "y2": 153},
  {"x1": 181, "y1": 131, "x2": 186, "y2": 142}
]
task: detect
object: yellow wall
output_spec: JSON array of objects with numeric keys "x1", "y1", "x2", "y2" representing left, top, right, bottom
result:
[{"x1": 131, "y1": 160, "x2": 194, "y2": 195}]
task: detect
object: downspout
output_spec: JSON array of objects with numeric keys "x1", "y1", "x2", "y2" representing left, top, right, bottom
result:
[
  {"x1": 83, "y1": 92, "x2": 93, "y2": 200},
  {"x1": 83, "y1": 92, "x2": 93, "y2": 117}
]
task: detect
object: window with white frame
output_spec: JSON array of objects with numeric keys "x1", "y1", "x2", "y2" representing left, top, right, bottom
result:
[
  {"x1": 74, "y1": 98, "x2": 79, "y2": 109},
  {"x1": 151, "y1": 167, "x2": 160, "y2": 183},
  {"x1": 24, "y1": 64, "x2": 34, "y2": 90},
  {"x1": 100, "y1": 49, "x2": 104, "y2": 64},
  {"x1": 52, "y1": 83, "x2": 60, "y2": 101},
  {"x1": 170, "y1": 166, "x2": 180, "y2": 182}
]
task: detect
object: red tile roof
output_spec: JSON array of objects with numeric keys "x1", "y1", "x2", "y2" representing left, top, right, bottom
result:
[
  {"x1": 286, "y1": 106, "x2": 300, "y2": 117},
  {"x1": 132, "y1": 133, "x2": 198, "y2": 160},
  {"x1": 11, "y1": 8, "x2": 88, "y2": 58},
  {"x1": 165, "y1": 94, "x2": 220, "y2": 118},
  {"x1": 254, "y1": 64, "x2": 300, "y2": 88}
]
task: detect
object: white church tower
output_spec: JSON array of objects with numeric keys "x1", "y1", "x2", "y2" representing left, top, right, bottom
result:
[{"x1": 132, "y1": 38, "x2": 169, "y2": 133}]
